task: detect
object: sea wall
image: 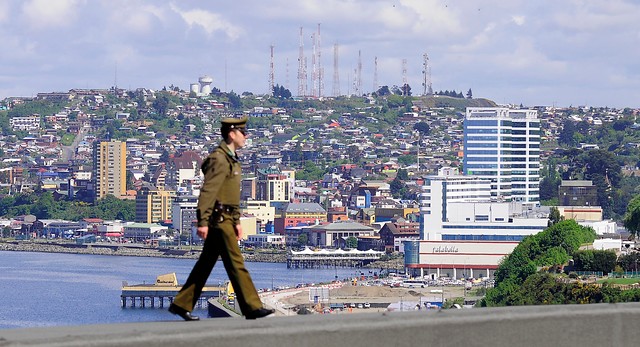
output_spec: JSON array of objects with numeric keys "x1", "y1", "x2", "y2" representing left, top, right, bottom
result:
[
  {"x1": 0, "y1": 241, "x2": 287, "y2": 263},
  {"x1": 0, "y1": 241, "x2": 403, "y2": 268}
]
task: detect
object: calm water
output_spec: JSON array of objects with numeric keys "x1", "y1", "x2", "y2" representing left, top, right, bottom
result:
[{"x1": 0, "y1": 251, "x2": 363, "y2": 329}]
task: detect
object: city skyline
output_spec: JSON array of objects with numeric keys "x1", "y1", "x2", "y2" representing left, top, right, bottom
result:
[{"x1": 1, "y1": 0, "x2": 639, "y2": 108}]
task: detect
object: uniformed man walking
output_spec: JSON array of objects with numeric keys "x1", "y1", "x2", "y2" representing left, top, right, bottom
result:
[{"x1": 169, "y1": 116, "x2": 274, "y2": 321}]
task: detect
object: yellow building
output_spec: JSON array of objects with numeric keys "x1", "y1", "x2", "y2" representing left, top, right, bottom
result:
[
  {"x1": 135, "y1": 185, "x2": 176, "y2": 223},
  {"x1": 94, "y1": 140, "x2": 127, "y2": 199}
]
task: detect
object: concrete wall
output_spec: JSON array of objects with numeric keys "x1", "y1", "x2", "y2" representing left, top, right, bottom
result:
[{"x1": 2, "y1": 303, "x2": 639, "y2": 347}]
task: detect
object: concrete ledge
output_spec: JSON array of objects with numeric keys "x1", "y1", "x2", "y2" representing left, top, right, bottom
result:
[{"x1": 1, "y1": 303, "x2": 639, "y2": 347}]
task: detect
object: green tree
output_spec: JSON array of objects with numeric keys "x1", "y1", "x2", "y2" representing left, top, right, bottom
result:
[
  {"x1": 376, "y1": 86, "x2": 391, "y2": 97},
  {"x1": 227, "y1": 91, "x2": 242, "y2": 109},
  {"x1": 539, "y1": 160, "x2": 561, "y2": 202},
  {"x1": 401, "y1": 83, "x2": 412, "y2": 96},
  {"x1": 617, "y1": 252, "x2": 640, "y2": 272},
  {"x1": 272, "y1": 84, "x2": 292, "y2": 99},
  {"x1": 297, "y1": 233, "x2": 308, "y2": 246},
  {"x1": 558, "y1": 120, "x2": 577, "y2": 146},
  {"x1": 346, "y1": 236, "x2": 358, "y2": 249},
  {"x1": 152, "y1": 94, "x2": 170, "y2": 116},
  {"x1": 580, "y1": 149, "x2": 621, "y2": 218},
  {"x1": 413, "y1": 122, "x2": 430, "y2": 135},
  {"x1": 296, "y1": 161, "x2": 326, "y2": 181},
  {"x1": 30, "y1": 192, "x2": 57, "y2": 219},
  {"x1": 548, "y1": 207, "x2": 564, "y2": 226},
  {"x1": 623, "y1": 194, "x2": 640, "y2": 239},
  {"x1": 390, "y1": 169, "x2": 409, "y2": 199},
  {"x1": 482, "y1": 220, "x2": 597, "y2": 307},
  {"x1": 94, "y1": 195, "x2": 136, "y2": 221}
]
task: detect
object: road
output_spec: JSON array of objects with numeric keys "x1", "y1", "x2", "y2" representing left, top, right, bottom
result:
[{"x1": 60, "y1": 123, "x2": 88, "y2": 163}]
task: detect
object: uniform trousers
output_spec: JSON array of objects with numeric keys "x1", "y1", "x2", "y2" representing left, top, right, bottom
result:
[{"x1": 171, "y1": 212, "x2": 262, "y2": 315}]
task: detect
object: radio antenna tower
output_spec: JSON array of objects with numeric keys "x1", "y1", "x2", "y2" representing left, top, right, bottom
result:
[
  {"x1": 422, "y1": 53, "x2": 433, "y2": 95},
  {"x1": 317, "y1": 23, "x2": 323, "y2": 98},
  {"x1": 355, "y1": 50, "x2": 362, "y2": 96},
  {"x1": 297, "y1": 27, "x2": 306, "y2": 97},
  {"x1": 373, "y1": 56, "x2": 378, "y2": 94},
  {"x1": 311, "y1": 32, "x2": 318, "y2": 98},
  {"x1": 333, "y1": 44, "x2": 340, "y2": 97},
  {"x1": 269, "y1": 44, "x2": 275, "y2": 96},
  {"x1": 402, "y1": 58, "x2": 408, "y2": 96}
]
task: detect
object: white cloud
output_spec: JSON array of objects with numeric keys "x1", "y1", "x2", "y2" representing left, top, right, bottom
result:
[
  {"x1": 169, "y1": 4, "x2": 242, "y2": 40},
  {"x1": 511, "y1": 15, "x2": 525, "y2": 26},
  {"x1": 0, "y1": 1, "x2": 10, "y2": 23},
  {"x1": 99, "y1": 2, "x2": 167, "y2": 35},
  {"x1": 22, "y1": 0, "x2": 83, "y2": 30},
  {"x1": 496, "y1": 39, "x2": 568, "y2": 75}
]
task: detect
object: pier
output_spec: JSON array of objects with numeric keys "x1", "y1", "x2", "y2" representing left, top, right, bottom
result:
[
  {"x1": 120, "y1": 273, "x2": 222, "y2": 308},
  {"x1": 287, "y1": 247, "x2": 384, "y2": 269}
]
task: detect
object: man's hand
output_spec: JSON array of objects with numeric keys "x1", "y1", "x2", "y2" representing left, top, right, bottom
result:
[
  {"x1": 197, "y1": 226, "x2": 208, "y2": 240},
  {"x1": 234, "y1": 224, "x2": 243, "y2": 241}
]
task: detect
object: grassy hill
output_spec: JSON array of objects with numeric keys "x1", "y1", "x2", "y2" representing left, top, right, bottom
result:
[{"x1": 413, "y1": 95, "x2": 498, "y2": 110}]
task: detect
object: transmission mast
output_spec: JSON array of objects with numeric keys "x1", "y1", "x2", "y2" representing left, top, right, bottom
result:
[
  {"x1": 269, "y1": 44, "x2": 275, "y2": 96},
  {"x1": 297, "y1": 27, "x2": 306, "y2": 97},
  {"x1": 333, "y1": 44, "x2": 340, "y2": 97},
  {"x1": 311, "y1": 32, "x2": 318, "y2": 98},
  {"x1": 402, "y1": 58, "x2": 408, "y2": 96},
  {"x1": 355, "y1": 50, "x2": 362, "y2": 96},
  {"x1": 317, "y1": 23, "x2": 324, "y2": 98},
  {"x1": 422, "y1": 53, "x2": 433, "y2": 95},
  {"x1": 373, "y1": 56, "x2": 378, "y2": 94}
]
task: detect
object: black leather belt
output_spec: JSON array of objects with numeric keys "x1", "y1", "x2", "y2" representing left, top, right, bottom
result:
[{"x1": 215, "y1": 203, "x2": 238, "y2": 213}]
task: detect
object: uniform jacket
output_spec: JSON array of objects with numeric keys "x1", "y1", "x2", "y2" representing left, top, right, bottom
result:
[{"x1": 196, "y1": 141, "x2": 242, "y2": 227}]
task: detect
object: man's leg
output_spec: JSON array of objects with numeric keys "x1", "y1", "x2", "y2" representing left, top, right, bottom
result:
[
  {"x1": 170, "y1": 233, "x2": 220, "y2": 318},
  {"x1": 216, "y1": 222, "x2": 264, "y2": 316}
]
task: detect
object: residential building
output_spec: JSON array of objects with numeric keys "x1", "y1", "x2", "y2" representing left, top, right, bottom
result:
[
  {"x1": 558, "y1": 180, "x2": 598, "y2": 206},
  {"x1": 171, "y1": 194, "x2": 198, "y2": 235},
  {"x1": 241, "y1": 177, "x2": 257, "y2": 200},
  {"x1": 242, "y1": 200, "x2": 276, "y2": 231},
  {"x1": 10, "y1": 115, "x2": 41, "y2": 132},
  {"x1": 135, "y1": 185, "x2": 175, "y2": 224},
  {"x1": 238, "y1": 213, "x2": 258, "y2": 241},
  {"x1": 93, "y1": 140, "x2": 127, "y2": 200},
  {"x1": 274, "y1": 202, "x2": 326, "y2": 234},
  {"x1": 166, "y1": 151, "x2": 202, "y2": 190},
  {"x1": 463, "y1": 107, "x2": 541, "y2": 207},
  {"x1": 349, "y1": 180, "x2": 392, "y2": 208},
  {"x1": 378, "y1": 218, "x2": 420, "y2": 252},
  {"x1": 255, "y1": 167, "x2": 293, "y2": 203},
  {"x1": 374, "y1": 205, "x2": 420, "y2": 223}
]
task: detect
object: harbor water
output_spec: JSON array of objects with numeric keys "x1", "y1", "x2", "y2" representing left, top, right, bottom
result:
[{"x1": 0, "y1": 251, "x2": 365, "y2": 329}]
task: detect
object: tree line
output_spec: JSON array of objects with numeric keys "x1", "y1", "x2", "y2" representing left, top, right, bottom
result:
[
  {"x1": 0, "y1": 192, "x2": 135, "y2": 221},
  {"x1": 479, "y1": 220, "x2": 640, "y2": 307}
]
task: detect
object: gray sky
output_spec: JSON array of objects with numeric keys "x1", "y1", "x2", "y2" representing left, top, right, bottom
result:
[{"x1": 1, "y1": 0, "x2": 639, "y2": 108}]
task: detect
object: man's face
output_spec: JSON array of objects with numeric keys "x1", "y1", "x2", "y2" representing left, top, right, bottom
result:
[{"x1": 231, "y1": 128, "x2": 247, "y2": 148}]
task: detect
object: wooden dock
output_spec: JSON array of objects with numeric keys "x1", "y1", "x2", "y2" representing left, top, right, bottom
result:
[{"x1": 121, "y1": 273, "x2": 223, "y2": 308}]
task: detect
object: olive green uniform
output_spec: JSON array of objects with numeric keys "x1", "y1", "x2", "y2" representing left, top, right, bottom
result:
[{"x1": 171, "y1": 140, "x2": 262, "y2": 315}]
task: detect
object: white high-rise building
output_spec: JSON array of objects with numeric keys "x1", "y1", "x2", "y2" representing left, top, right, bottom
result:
[{"x1": 463, "y1": 107, "x2": 541, "y2": 208}]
